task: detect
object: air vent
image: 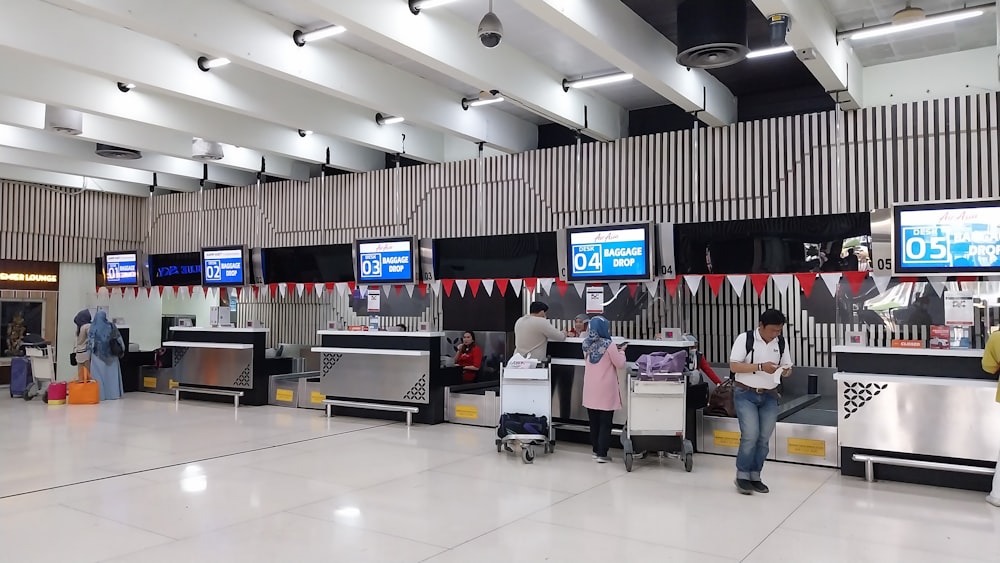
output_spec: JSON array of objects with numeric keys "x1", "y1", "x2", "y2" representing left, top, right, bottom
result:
[
  {"x1": 44, "y1": 106, "x2": 83, "y2": 136},
  {"x1": 95, "y1": 143, "x2": 142, "y2": 160},
  {"x1": 676, "y1": 0, "x2": 749, "y2": 69},
  {"x1": 192, "y1": 138, "x2": 224, "y2": 161}
]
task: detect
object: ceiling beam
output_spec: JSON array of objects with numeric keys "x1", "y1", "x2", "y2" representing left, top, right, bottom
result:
[
  {"x1": 752, "y1": 0, "x2": 863, "y2": 109},
  {"x1": 288, "y1": 0, "x2": 626, "y2": 141},
  {"x1": 0, "y1": 114, "x2": 257, "y2": 187},
  {"x1": 0, "y1": 146, "x2": 201, "y2": 192},
  {"x1": 43, "y1": 0, "x2": 537, "y2": 156},
  {"x1": 514, "y1": 0, "x2": 737, "y2": 127},
  {"x1": 0, "y1": 164, "x2": 152, "y2": 197}
]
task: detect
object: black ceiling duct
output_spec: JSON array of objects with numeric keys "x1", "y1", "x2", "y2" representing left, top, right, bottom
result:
[
  {"x1": 676, "y1": 0, "x2": 749, "y2": 69},
  {"x1": 95, "y1": 143, "x2": 142, "y2": 160}
]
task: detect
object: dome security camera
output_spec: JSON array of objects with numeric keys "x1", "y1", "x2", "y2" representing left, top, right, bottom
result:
[{"x1": 478, "y1": 9, "x2": 503, "y2": 48}]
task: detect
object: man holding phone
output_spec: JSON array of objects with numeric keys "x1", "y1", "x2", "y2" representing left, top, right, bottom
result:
[{"x1": 728, "y1": 309, "x2": 793, "y2": 496}]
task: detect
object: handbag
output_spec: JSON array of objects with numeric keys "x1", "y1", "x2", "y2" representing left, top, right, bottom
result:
[
  {"x1": 109, "y1": 326, "x2": 125, "y2": 358},
  {"x1": 70, "y1": 352, "x2": 77, "y2": 366},
  {"x1": 68, "y1": 366, "x2": 100, "y2": 405},
  {"x1": 635, "y1": 350, "x2": 687, "y2": 376},
  {"x1": 705, "y1": 379, "x2": 736, "y2": 417}
]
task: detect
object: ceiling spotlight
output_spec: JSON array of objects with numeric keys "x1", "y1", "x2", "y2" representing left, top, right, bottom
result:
[
  {"x1": 562, "y1": 72, "x2": 633, "y2": 92},
  {"x1": 298, "y1": 129, "x2": 313, "y2": 137},
  {"x1": 292, "y1": 24, "x2": 346, "y2": 46},
  {"x1": 117, "y1": 82, "x2": 136, "y2": 93},
  {"x1": 843, "y1": 6, "x2": 986, "y2": 41},
  {"x1": 461, "y1": 90, "x2": 504, "y2": 110},
  {"x1": 197, "y1": 56, "x2": 231, "y2": 72},
  {"x1": 408, "y1": 0, "x2": 461, "y2": 15},
  {"x1": 745, "y1": 45, "x2": 794, "y2": 59},
  {"x1": 375, "y1": 112, "x2": 404, "y2": 126}
]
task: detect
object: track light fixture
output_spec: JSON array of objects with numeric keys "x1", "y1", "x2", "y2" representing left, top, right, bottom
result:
[
  {"x1": 375, "y1": 112, "x2": 404, "y2": 126},
  {"x1": 117, "y1": 82, "x2": 136, "y2": 93},
  {"x1": 745, "y1": 45, "x2": 794, "y2": 59},
  {"x1": 408, "y1": 0, "x2": 461, "y2": 15},
  {"x1": 292, "y1": 24, "x2": 346, "y2": 46},
  {"x1": 840, "y1": 5, "x2": 988, "y2": 41},
  {"x1": 298, "y1": 129, "x2": 313, "y2": 137},
  {"x1": 197, "y1": 56, "x2": 231, "y2": 72},
  {"x1": 461, "y1": 90, "x2": 504, "y2": 110},
  {"x1": 562, "y1": 72, "x2": 633, "y2": 92}
]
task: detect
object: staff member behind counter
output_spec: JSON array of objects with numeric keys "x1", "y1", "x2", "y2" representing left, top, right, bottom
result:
[{"x1": 514, "y1": 301, "x2": 569, "y2": 360}]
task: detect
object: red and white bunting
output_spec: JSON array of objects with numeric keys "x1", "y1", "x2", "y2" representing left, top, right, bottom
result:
[
  {"x1": 772, "y1": 274, "x2": 792, "y2": 295},
  {"x1": 750, "y1": 274, "x2": 770, "y2": 298},
  {"x1": 468, "y1": 279, "x2": 481, "y2": 298},
  {"x1": 381, "y1": 284, "x2": 391, "y2": 296},
  {"x1": 295, "y1": 283, "x2": 305, "y2": 298},
  {"x1": 927, "y1": 277, "x2": 947, "y2": 296},
  {"x1": 538, "y1": 278, "x2": 554, "y2": 295},
  {"x1": 496, "y1": 279, "x2": 509, "y2": 296},
  {"x1": 872, "y1": 274, "x2": 892, "y2": 294},
  {"x1": 314, "y1": 283, "x2": 325, "y2": 298},
  {"x1": 335, "y1": 282, "x2": 348, "y2": 297},
  {"x1": 158, "y1": 286, "x2": 165, "y2": 298},
  {"x1": 727, "y1": 275, "x2": 747, "y2": 298},
  {"x1": 509, "y1": 279, "x2": 523, "y2": 297},
  {"x1": 664, "y1": 277, "x2": 682, "y2": 297},
  {"x1": 482, "y1": 279, "x2": 494, "y2": 296},
  {"x1": 843, "y1": 271, "x2": 868, "y2": 295},
  {"x1": 794, "y1": 273, "x2": 817, "y2": 297},
  {"x1": 278, "y1": 283, "x2": 288, "y2": 299},
  {"x1": 607, "y1": 282, "x2": 622, "y2": 294},
  {"x1": 644, "y1": 280, "x2": 659, "y2": 297},
  {"x1": 820, "y1": 272, "x2": 842, "y2": 297},
  {"x1": 685, "y1": 275, "x2": 702, "y2": 295},
  {"x1": 429, "y1": 280, "x2": 442, "y2": 296},
  {"x1": 455, "y1": 279, "x2": 468, "y2": 297},
  {"x1": 705, "y1": 274, "x2": 725, "y2": 296},
  {"x1": 405, "y1": 284, "x2": 415, "y2": 297},
  {"x1": 574, "y1": 283, "x2": 587, "y2": 298}
]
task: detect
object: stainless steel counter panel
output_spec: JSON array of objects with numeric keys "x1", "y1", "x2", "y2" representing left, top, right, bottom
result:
[
  {"x1": 171, "y1": 346, "x2": 255, "y2": 389},
  {"x1": 315, "y1": 348, "x2": 431, "y2": 405},
  {"x1": 836, "y1": 372, "x2": 1000, "y2": 462}
]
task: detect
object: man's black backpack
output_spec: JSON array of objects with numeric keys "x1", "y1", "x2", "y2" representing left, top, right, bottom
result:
[{"x1": 743, "y1": 330, "x2": 785, "y2": 363}]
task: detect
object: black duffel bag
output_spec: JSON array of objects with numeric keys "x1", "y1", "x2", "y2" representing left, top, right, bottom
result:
[{"x1": 497, "y1": 413, "x2": 549, "y2": 439}]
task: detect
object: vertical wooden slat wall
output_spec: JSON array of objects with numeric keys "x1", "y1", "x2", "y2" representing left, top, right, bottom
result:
[{"x1": 4, "y1": 93, "x2": 998, "y2": 364}]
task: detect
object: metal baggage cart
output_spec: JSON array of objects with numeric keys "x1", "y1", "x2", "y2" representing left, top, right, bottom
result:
[
  {"x1": 23, "y1": 345, "x2": 56, "y2": 401},
  {"x1": 621, "y1": 368, "x2": 694, "y2": 472},
  {"x1": 494, "y1": 362, "x2": 555, "y2": 464}
]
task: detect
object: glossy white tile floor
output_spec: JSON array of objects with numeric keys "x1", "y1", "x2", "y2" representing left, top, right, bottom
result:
[{"x1": 1, "y1": 393, "x2": 999, "y2": 562}]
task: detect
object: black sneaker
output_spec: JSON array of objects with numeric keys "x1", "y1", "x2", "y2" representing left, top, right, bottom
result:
[
  {"x1": 734, "y1": 479, "x2": 754, "y2": 495},
  {"x1": 750, "y1": 481, "x2": 770, "y2": 494}
]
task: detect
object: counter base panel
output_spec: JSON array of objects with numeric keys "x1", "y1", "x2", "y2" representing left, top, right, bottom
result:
[
  {"x1": 841, "y1": 447, "x2": 996, "y2": 492},
  {"x1": 697, "y1": 411, "x2": 839, "y2": 468}
]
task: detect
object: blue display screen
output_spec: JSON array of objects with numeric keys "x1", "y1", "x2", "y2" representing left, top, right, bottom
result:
[
  {"x1": 201, "y1": 247, "x2": 245, "y2": 285},
  {"x1": 895, "y1": 204, "x2": 1000, "y2": 274},
  {"x1": 567, "y1": 226, "x2": 650, "y2": 281},
  {"x1": 105, "y1": 252, "x2": 138, "y2": 286},
  {"x1": 356, "y1": 239, "x2": 414, "y2": 284}
]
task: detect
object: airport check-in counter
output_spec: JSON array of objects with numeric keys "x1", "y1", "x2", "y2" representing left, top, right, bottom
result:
[
  {"x1": 548, "y1": 337, "x2": 690, "y2": 439},
  {"x1": 834, "y1": 346, "x2": 1000, "y2": 491},
  {"x1": 162, "y1": 327, "x2": 291, "y2": 406},
  {"x1": 312, "y1": 331, "x2": 447, "y2": 424}
]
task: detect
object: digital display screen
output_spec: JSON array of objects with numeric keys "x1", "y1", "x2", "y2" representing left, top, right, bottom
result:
[
  {"x1": 356, "y1": 238, "x2": 415, "y2": 284},
  {"x1": 894, "y1": 202, "x2": 1000, "y2": 275},
  {"x1": 104, "y1": 252, "x2": 139, "y2": 286},
  {"x1": 201, "y1": 247, "x2": 245, "y2": 286},
  {"x1": 567, "y1": 225, "x2": 651, "y2": 282},
  {"x1": 148, "y1": 252, "x2": 202, "y2": 286}
]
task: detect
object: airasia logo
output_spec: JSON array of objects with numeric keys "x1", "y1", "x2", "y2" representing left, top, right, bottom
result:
[
  {"x1": 593, "y1": 232, "x2": 621, "y2": 242},
  {"x1": 375, "y1": 244, "x2": 393, "y2": 251},
  {"x1": 937, "y1": 210, "x2": 979, "y2": 222}
]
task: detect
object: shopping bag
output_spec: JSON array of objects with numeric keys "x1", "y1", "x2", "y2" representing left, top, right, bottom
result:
[{"x1": 68, "y1": 366, "x2": 100, "y2": 405}]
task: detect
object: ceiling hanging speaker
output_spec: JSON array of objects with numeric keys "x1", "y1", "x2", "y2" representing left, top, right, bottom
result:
[
  {"x1": 45, "y1": 106, "x2": 83, "y2": 136},
  {"x1": 95, "y1": 143, "x2": 142, "y2": 160},
  {"x1": 676, "y1": 0, "x2": 749, "y2": 69},
  {"x1": 192, "y1": 138, "x2": 225, "y2": 161}
]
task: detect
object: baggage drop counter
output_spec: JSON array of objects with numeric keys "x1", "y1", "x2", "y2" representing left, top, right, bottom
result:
[
  {"x1": 834, "y1": 346, "x2": 1000, "y2": 491},
  {"x1": 163, "y1": 327, "x2": 288, "y2": 406},
  {"x1": 312, "y1": 331, "x2": 447, "y2": 425}
]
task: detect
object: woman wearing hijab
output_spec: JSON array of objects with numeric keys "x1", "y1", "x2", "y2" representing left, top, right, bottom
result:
[
  {"x1": 73, "y1": 309, "x2": 92, "y2": 373},
  {"x1": 87, "y1": 310, "x2": 124, "y2": 400},
  {"x1": 582, "y1": 316, "x2": 627, "y2": 463}
]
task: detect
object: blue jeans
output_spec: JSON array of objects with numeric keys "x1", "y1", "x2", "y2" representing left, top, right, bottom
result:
[{"x1": 734, "y1": 387, "x2": 778, "y2": 481}]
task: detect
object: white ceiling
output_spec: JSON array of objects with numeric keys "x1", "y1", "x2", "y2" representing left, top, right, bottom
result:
[
  {"x1": 825, "y1": 0, "x2": 998, "y2": 66},
  {"x1": 0, "y1": 0, "x2": 993, "y2": 197}
]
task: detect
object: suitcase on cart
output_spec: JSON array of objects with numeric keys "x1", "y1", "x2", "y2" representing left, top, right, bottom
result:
[{"x1": 10, "y1": 357, "x2": 31, "y2": 398}]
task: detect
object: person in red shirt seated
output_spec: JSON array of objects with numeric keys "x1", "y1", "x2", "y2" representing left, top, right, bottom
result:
[
  {"x1": 454, "y1": 331, "x2": 483, "y2": 383},
  {"x1": 683, "y1": 334, "x2": 722, "y2": 385}
]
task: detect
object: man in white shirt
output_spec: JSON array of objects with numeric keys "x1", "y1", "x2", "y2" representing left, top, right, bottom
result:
[
  {"x1": 728, "y1": 309, "x2": 793, "y2": 495},
  {"x1": 514, "y1": 301, "x2": 568, "y2": 360}
]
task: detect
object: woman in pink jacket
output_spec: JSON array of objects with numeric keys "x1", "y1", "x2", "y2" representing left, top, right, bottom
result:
[{"x1": 582, "y1": 316, "x2": 627, "y2": 463}]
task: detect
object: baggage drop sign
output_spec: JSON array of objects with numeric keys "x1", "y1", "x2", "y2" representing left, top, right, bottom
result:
[
  {"x1": 569, "y1": 227, "x2": 649, "y2": 280},
  {"x1": 357, "y1": 240, "x2": 414, "y2": 284}
]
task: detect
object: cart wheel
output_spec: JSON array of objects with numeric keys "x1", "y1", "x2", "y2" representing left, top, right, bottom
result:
[
  {"x1": 624, "y1": 453, "x2": 634, "y2": 472},
  {"x1": 543, "y1": 443, "x2": 550, "y2": 454},
  {"x1": 522, "y1": 447, "x2": 535, "y2": 464},
  {"x1": 684, "y1": 453, "x2": 693, "y2": 472},
  {"x1": 548, "y1": 440, "x2": 555, "y2": 453},
  {"x1": 495, "y1": 439, "x2": 502, "y2": 453}
]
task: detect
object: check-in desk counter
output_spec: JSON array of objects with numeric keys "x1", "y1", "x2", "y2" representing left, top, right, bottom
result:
[
  {"x1": 834, "y1": 346, "x2": 1000, "y2": 491},
  {"x1": 312, "y1": 331, "x2": 446, "y2": 425},
  {"x1": 548, "y1": 338, "x2": 690, "y2": 439},
  {"x1": 163, "y1": 327, "x2": 290, "y2": 406}
]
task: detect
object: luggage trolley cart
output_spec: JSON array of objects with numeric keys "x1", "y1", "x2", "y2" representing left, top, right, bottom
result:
[
  {"x1": 621, "y1": 368, "x2": 694, "y2": 473},
  {"x1": 494, "y1": 362, "x2": 555, "y2": 464},
  {"x1": 23, "y1": 345, "x2": 56, "y2": 402}
]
